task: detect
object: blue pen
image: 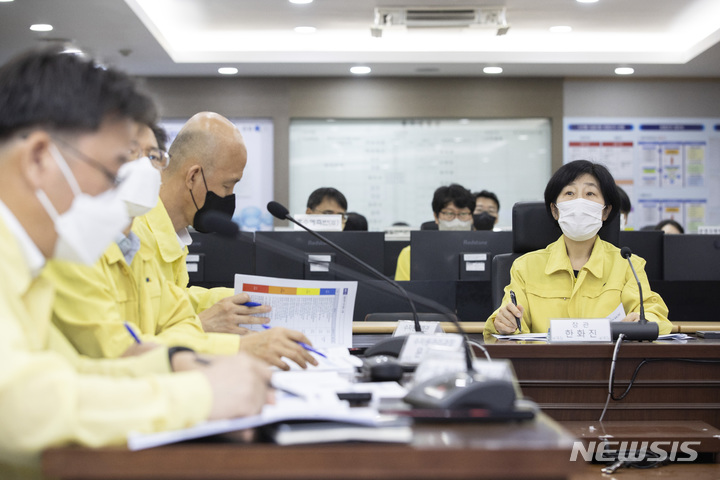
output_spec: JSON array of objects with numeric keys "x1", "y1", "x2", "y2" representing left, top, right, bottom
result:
[
  {"x1": 261, "y1": 324, "x2": 327, "y2": 358},
  {"x1": 124, "y1": 322, "x2": 142, "y2": 344},
  {"x1": 243, "y1": 301, "x2": 262, "y2": 307}
]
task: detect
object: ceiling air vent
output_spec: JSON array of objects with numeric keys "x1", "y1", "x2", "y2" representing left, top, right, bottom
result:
[{"x1": 371, "y1": 6, "x2": 509, "y2": 36}]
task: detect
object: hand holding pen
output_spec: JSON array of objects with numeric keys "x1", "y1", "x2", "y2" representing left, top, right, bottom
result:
[
  {"x1": 237, "y1": 314, "x2": 320, "y2": 370},
  {"x1": 493, "y1": 291, "x2": 525, "y2": 335}
]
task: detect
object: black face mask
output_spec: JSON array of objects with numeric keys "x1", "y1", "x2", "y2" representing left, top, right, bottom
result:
[
  {"x1": 473, "y1": 212, "x2": 496, "y2": 231},
  {"x1": 190, "y1": 168, "x2": 236, "y2": 233}
]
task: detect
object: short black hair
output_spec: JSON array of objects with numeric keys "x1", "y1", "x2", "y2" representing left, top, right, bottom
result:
[
  {"x1": 474, "y1": 189, "x2": 500, "y2": 212},
  {"x1": 544, "y1": 160, "x2": 620, "y2": 226},
  {"x1": 151, "y1": 123, "x2": 169, "y2": 151},
  {"x1": 655, "y1": 219, "x2": 684, "y2": 234},
  {"x1": 0, "y1": 46, "x2": 157, "y2": 141},
  {"x1": 344, "y1": 212, "x2": 368, "y2": 231},
  {"x1": 617, "y1": 186, "x2": 631, "y2": 215},
  {"x1": 306, "y1": 187, "x2": 348, "y2": 211},
  {"x1": 432, "y1": 184, "x2": 476, "y2": 215}
]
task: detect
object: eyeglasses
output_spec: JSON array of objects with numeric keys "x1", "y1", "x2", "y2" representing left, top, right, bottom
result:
[
  {"x1": 475, "y1": 206, "x2": 498, "y2": 215},
  {"x1": 130, "y1": 145, "x2": 171, "y2": 170},
  {"x1": 53, "y1": 137, "x2": 121, "y2": 187},
  {"x1": 439, "y1": 211, "x2": 472, "y2": 220},
  {"x1": 313, "y1": 209, "x2": 348, "y2": 221}
]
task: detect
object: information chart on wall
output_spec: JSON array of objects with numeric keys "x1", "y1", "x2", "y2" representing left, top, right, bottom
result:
[
  {"x1": 162, "y1": 118, "x2": 274, "y2": 231},
  {"x1": 290, "y1": 118, "x2": 552, "y2": 231},
  {"x1": 564, "y1": 118, "x2": 720, "y2": 232}
]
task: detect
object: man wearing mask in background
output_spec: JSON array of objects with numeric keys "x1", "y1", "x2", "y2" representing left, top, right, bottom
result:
[
  {"x1": 133, "y1": 112, "x2": 318, "y2": 367},
  {"x1": 0, "y1": 47, "x2": 271, "y2": 478},
  {"x1": 473, "y1": 190, "x2": 500, "y2": 230},
  {"x1": 46, "y1": 122, "x2": 315, "y2": 370},
  {"x1": 394, "y1": 184, "x2": 476, "y2": 281}
]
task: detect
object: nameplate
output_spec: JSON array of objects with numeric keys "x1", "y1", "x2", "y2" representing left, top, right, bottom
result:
[
  {"x1": 398, "y1": 333, "x2": 464, "y2": 365},
  {"x1": 294, "y1": 214, "x2": 343, "y2": 231},
  {"x1": 392, "y1": 320, "x2": 443, "y2": 337},
  {"x1": 548, "y1": 318, "x2": 612, "y2": 343}
]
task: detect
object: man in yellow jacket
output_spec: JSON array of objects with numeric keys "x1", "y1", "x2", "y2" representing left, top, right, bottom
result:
[
  {"x1": 45, "y1": 123, "x2": 317, "y2": 370},
  {"x1": 0, "y1": 47, "x2": 271, "y2": 478}
]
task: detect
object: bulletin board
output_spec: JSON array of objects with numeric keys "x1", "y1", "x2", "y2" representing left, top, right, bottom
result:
[
  {"x1": 564, "y1": 117, "x2": 720, "y2": 232},
  {"x1": 289, "y1": 118, "x2": 552, "y2": 231}
]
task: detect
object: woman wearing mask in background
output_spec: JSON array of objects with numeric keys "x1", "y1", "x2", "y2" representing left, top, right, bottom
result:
[{"x1": 486, "y1": 160, "x2": 672, "y2": 335}]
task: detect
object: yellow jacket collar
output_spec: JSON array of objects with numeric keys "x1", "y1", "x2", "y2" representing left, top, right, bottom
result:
[
  {"x1": 143, "y1": 198, "x2": 185, "y2": 263},
  {"x1": 544, "y1": 235, "x2": 605, "y2": 279}
]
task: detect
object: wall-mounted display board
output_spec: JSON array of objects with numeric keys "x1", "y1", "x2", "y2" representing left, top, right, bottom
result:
[
  {"x1": 161, "y1": 118, "x2": 274, "y2": 231},
  {"x1": 289, "y1": 118, "x2": 552, "y2": 231},
  {"x1": 564, "y1": 118, "x2": 720, "y2": 233}
]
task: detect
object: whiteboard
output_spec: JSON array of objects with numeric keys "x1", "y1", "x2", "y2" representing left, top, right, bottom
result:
[
  {"x1": 289, "y1": 118, "x2": 552, "y2": 231},
  {"x1": 564, "y1": 117, "x2": 720, "y2": 232},
  {"x1": 161, "y1": 118, "x2": 274, "y2": 231}
]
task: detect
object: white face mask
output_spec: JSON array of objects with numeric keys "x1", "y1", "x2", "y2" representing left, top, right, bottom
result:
[
  {"x1": 438, "y1": 218, "x2": 473, "y2": 231},
  {"x1": 556, "y1": 198, "x2": 605, "y2": 242},
  {"x1": 116, "y1": 156, "x2": 161, "y2": 217},
  {"x1": 36, "y1": 145, "x2": 130, "y2": 265}
]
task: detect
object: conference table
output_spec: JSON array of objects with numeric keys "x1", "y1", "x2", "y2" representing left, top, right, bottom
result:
[
  {"x1": 354, "y1": 322, "x2": 720, "y2": 428},
  {"x1": 43, "y1": 412, "x2": 583, "y2": 480}
]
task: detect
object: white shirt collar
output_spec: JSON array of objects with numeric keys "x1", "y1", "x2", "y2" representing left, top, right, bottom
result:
[
  {"x1": 177, "y1": 227, "x2": 192, "y2": 248},
  {"x1": 0, "y1": 199, "x2": 46, "y2": 277}
]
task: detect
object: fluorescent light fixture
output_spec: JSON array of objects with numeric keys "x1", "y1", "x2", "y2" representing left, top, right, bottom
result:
[
  {"x1": 350, "y1": 66, "x2": 371, "y2": 75},
  {"x1": 0, "y1": 0, "x2": 16, "y2": 3},
  {"x1": 218, "y1": 67, "x2": 238, "y2": 75},
  {"x1": 483, "y1": 66, "x2": 503, "y2": 74},
  {"x1": 294, "y1": 26, "x2": 316, "y2": 34},
  {"x1": 549, "y1": 26, "x2": 572, "y2": 33},
  {"x1": 30, "y1": 24, "x2": 53, "y2": 32},
  {"x1": 576, "y1": 0, "x2": 599, "y2": 3},
  {"x1": 614, "y1": 67, "x2": 634, "y2": 75},
  {"x1": 289, "y1": 0, "x2": 313, "y2": 4}
]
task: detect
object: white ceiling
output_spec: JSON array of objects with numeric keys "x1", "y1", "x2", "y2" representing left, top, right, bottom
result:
[{"x1": 2, "y1": 0, "x2": 720, "y2": 78}]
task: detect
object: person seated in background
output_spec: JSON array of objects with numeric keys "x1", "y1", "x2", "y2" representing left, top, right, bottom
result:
[
  {"x1": 486, "y1": 159, "x2": 672, "y2": 336},
  {"x1": 305, "y1": 187, "x2": 348, "y2": 229},
  {"x1": 617, "y1": 185, "x2": 632, "y2": 230},
  {"x1": 343, "y1": 211, "x2": 368, "y2": 231},
  {"x1": 473, "y1": 189, "x2": 500, "y2": 230},
  {"x1": 656, "y1": 219, "x2": 684, "y2": 234},
  {"x1": 0, "y1": 46, "x2": 271, "y2": 477},
  {"x1": 44, "y1": 123, "x2": 316, "y2": 370},
  {"x1": 395, "y1": 183, "x2": 476, "y2": 281}
]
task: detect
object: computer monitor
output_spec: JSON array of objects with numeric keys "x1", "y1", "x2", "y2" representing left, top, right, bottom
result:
[
  {"x1": 187, "y1": 231, "x2": 255, "y2": 288},
  {"x1": 663, "y1": 234, "x2": 720, "y2": 281},
  {"x1": 410, "y1": 231, "x2": 513, "y2": 281},
  {"x1": 618, "y1": 230, "x2": 664, "y2": 281},
  {"x1": 254, "y1": 231, "x2": 385, "y2": 280}
]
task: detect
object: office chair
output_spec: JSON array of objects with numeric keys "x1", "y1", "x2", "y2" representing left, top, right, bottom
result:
[{"x1": 491, "y1": 202, "x2": 619, "y2": 310}]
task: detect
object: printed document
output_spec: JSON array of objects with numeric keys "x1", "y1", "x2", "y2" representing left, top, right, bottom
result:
[{"x1": 235, "y1": 274, "x2": 357, "y2": 348}]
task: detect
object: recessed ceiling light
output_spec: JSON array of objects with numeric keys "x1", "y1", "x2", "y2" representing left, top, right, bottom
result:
[
  {"x1": 549, "y1": 26, "x2": 572, "y2": 33},
  {"x1": 289, "y1": 0, "x2": 313, "y2": 4},
  {"x1": 218, "y1": 67, "x2": 238, "y2": 75},
  {"x1": 483, "y1": 66, "x2": 503, "y2": 74},
  {"x1": 350, "y1": 66, "x2": 371, "y2": 75},
  {"x1": 294, "y1": 26, "x2": 316, "y2": 34},
  {"x1": 30, "y1": 24, "x2": 53, "y2": 32},
  {"x1": 0, "y1": 0, "x2": 16, "y2": 3},
  {"x1": 615, "y1": 67, "x2": 635, "y2": 75},
  {"x1": 576, "y1": 0, "x2": 599, "y2": 3}
]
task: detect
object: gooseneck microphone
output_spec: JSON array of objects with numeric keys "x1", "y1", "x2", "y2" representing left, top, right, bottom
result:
[
  {"x1": 267, "y1": 201, "x2": 421, "y2": 334},
  {"x1": 620, "y1": 247, "x2": 646, "y2": 324},
  {"x1": 613, "y1": 247, "x2": 658, "y2": 341}
]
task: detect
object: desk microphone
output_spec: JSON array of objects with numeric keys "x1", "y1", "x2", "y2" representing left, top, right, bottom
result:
[
  {"x1": 613, "y1": 247, "x2": 658, "y2": 341},
  {"x1": 266, "y1": 201, "x2": 420, "y2": 357}
]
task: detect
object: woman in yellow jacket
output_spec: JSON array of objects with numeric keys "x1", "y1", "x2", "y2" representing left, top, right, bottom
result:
[{"x1": 486, "y1": 160, "x2": 672, "y2": 335}]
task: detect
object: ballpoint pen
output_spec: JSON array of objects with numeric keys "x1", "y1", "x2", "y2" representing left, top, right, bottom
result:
[
  {"x1": 243, "y1": 301, "x2": 262, "y2": 307},
  {"x1": 124, "y1": 321, "x2": 142, "y2": 343},
  {"x1": 509, "y1": 291, "x2": 522, "y2": 333},
  {"x1": 261, "y1": 324, "x2": 327, "y2": 358}
]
